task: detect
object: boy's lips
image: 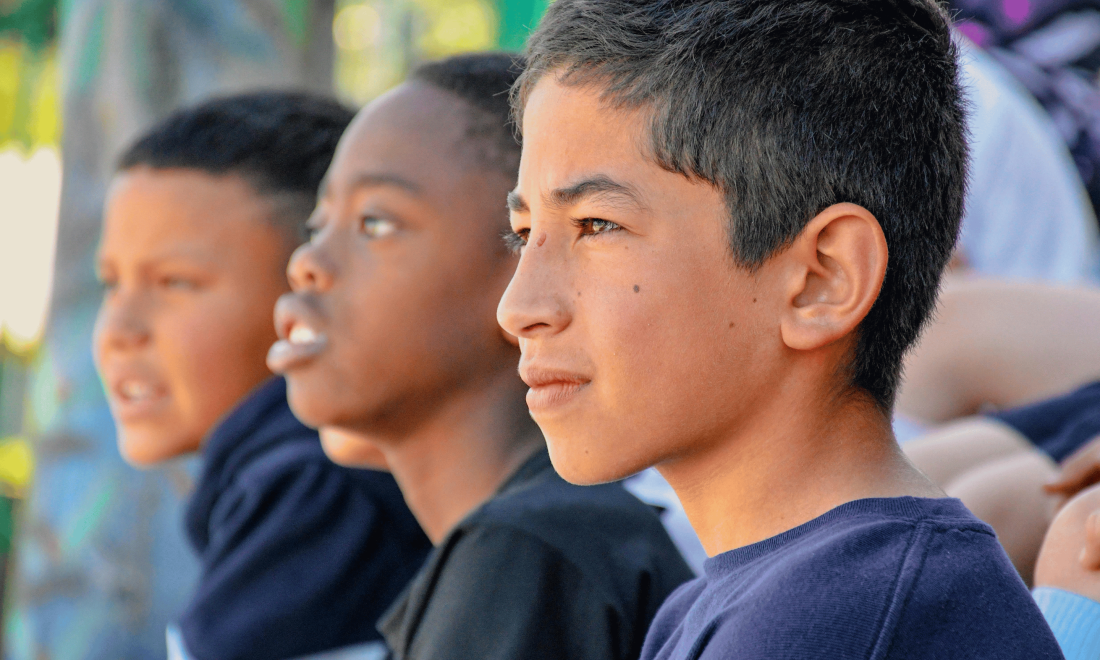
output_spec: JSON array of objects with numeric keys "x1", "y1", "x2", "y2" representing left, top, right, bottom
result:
[
  {"x1": 104, "y1": 369, "x2": 170, "y2": 423},
  {"x1": 520, "y1": 366, "x2": 591, "y2": 412},
  {"x1": 269, "y1": 294, "x2": 329, "y2": 373}
]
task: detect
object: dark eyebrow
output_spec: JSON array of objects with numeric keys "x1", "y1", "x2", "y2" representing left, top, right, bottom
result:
[
  {"x1": 507, "y1": 190, "x2": 529, "y2": 213},
  {"x1": 545, "y1": 175, "x2": 644, "y2": 212},
  {"x1": 319, "y1": 171, "x2": 421, "y2": 199}
]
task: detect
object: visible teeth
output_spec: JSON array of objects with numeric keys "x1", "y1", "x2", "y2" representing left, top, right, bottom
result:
[
  {"x1": 121, "y1": 381, "x2": 151, "y2": 400},
  {"x1": 289, "y1": 324, "x2": 319, "y2": 345}
]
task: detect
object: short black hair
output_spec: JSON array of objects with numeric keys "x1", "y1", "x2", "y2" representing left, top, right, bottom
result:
[
  {"x1": 117, "y1": 91, "x2": 355, "y2": 242},
  {"x1": 410, "y1": 52, "x2": 525, "y2": 177},
  {"x1": 515, "y1": 0, "x2": 967, "y2": 410}
]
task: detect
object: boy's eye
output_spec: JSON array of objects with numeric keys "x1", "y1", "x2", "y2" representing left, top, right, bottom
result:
[
  {"x1": 361, "y1": 215, "x2": 397, "y2": 239},
  {"x1": 575, "y1": 218, "x2": 623, "y2": 237},
  {"x1": 503, "y1": 228, "x2": 529, "y2": 255},
  {"x1": 160, "y1": 276, "x2": 198, "y2": 291}
]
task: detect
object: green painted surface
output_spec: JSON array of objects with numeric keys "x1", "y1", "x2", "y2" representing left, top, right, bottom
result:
[
  {"x1": 0, "y1": 496, "x2": 13, "y2": 554},
  {"x1": 496, "y1": 0, "x2": 549, "y2": 51},
  {"x1": 0, "y1": 0, "x2": 58, "y2": 51},
  {"x1": 280, "y1": 0, "x2": 311, "y2": 48}
]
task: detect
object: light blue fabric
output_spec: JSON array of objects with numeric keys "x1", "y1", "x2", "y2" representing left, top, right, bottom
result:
[
  {"x1": 624, "y1": 468, "x2": 707, "y2": 575},
  {"x1": 1034, "y1": 587, "x2": 1100, "y2": 660},
  {"x1": 167, "y1": 626, "x2": 388, "y2": 660}
]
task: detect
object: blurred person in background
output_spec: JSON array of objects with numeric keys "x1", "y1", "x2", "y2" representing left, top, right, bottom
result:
[
  {"x1": 1032, "y1": 482, "x2": 1100, "y2": 660},
  {"x1": 951, "y1": 0, "x2": 1100, "y2": 224},
  {"x1": 954, "y1": 39, "x2": 1100, "y2": 283},
  {"x1": 94, "y1": 92, "x2": 430, "y2": 660},
  {"x1": 898, "y1": 280, "x2": 1100, "y2": 583}
]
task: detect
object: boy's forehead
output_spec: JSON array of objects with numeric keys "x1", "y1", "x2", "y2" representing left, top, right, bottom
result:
[
  {"x1": 102, "y1": 168, "x2": 279, "y2": 257},
  {"x1": 326, "y1": 83, "x2": 475, "y2": 192},
  {"x1": 518, "y1": 79, "x2": 658, "y2": 199}
]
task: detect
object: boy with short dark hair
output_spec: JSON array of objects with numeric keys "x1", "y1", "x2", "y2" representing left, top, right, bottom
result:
[
  {"x1": 95, "y1": 92, "x2": 430, "y2": 660},
  {"x1": 268, "y1": 53, "x2": 693, "y2": 660},
  {"x1": 497, "y1": 1, "x2": 1064, "y2": 657}
]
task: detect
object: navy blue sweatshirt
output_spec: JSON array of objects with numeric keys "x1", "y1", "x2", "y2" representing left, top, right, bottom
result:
[
  {"x1": 179, "y1": 377, "x2": 431, "y2": 660},
  {"x1": 641, "y1": 497, "x2": 1064, "y2": 660},
  {"x1": 989, "y1": 381, "x2": 1100, "y2": 461}
]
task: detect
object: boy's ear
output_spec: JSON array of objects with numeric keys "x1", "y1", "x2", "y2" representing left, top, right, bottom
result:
[{"x1": 778, "y1": 202, "x2": 887, "y2": 352}]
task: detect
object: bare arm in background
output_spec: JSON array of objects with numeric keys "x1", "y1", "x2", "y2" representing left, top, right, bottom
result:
[{"x1": 897, "y1": 277, "x2": 1100, "y2": 425}]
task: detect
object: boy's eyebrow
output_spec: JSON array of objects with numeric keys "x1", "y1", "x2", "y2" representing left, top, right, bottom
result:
[
  {"x1": 506, "y1": 176, "x2": 646, "y2": 215},
  {"x1": 545, "y1": 175, "x2": 645, "y2": 211},
  {"x1": 507, "y1": 191, "x2": 529, "y2": 213},
  {"x1": 318, "y1": 172, "x2": 422, "y2": 199}
]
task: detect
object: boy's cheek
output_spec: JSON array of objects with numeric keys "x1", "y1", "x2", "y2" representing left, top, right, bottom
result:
[{"x1": 544, "y1": 294, "x2": 742, "y2": 481}]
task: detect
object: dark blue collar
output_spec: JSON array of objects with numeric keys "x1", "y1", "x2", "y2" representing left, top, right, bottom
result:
[{"x1": 185, "y1": 376, "x2": 314, "y2": 552}]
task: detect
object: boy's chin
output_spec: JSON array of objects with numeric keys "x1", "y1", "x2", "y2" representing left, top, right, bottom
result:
[
  {"x1": 116, "y1": 427, "x2": 199, "y2": 467},
  {"x1": 319, "y1": 427, "x2": 389, "y2": 470},
  {"x1": 283, "y1": 381, "x2": 340, "y2": 430},
  {"x1": 545, "y1": 435, "x2": 645, "y2": 486}
]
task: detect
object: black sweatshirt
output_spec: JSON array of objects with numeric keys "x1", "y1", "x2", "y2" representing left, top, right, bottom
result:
[{"x1": 380, "y1": 449, "x2": 694, "y2": 660}]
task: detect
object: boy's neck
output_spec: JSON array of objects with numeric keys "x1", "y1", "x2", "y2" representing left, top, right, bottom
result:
[
  {"x1": 365, "y1": 371, "x2": 543, "y2": 544},
  {"x1": 659, "y1": 386, "x2": 942, "y2": 558}
]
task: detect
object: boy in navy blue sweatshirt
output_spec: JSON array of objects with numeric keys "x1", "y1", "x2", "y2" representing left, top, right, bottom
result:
[
  {"x1": 94, "y1": 92, "x2": 430, "y2": 660},
  {"x1": 497, "y1": 1, "x2": 1065, "y2": 657}
]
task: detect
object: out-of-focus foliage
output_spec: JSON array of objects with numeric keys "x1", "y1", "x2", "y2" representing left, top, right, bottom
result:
[
  {"x1": 1, "y1": 2, "x2": 62, "y2": 505},
  {"x1": 334, "y1": 0, "x2": 550, "y2": 103},
  {"x1": 0, "y1": 437, "x2": 34, "y2": 497},
  {"x1": 1, "y1": 0, "x2": 59, "y2": 151},
  {"x1": 0, "y1": 0, "x2": 56, "y2": 50}
]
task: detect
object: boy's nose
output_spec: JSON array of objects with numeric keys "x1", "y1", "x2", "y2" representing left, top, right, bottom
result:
[
  {"x1": 497, "y1": 245, "x2": 572, "y2": 340},
  {"x1": 95, "y1": 299, "x2": 152, "y2": 352},
  {"x1": 287, "y1": 241, "x2": 336, "y2": 293}
]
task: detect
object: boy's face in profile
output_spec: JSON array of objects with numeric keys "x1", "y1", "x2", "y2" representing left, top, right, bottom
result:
[
  {"x1": 499, "y1": 79, "x2": 784, "y2": 485},
  {"x1": 269, "y1": 83, "x2": 518, "y2": 434},
  {"x1": 94, "y1": 169, "x2": 290, "y2": 465}
]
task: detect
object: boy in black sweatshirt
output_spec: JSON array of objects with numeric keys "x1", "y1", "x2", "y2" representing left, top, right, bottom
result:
[{"x1": 268, "y1": 54, "x2": 693, "y2": 660}]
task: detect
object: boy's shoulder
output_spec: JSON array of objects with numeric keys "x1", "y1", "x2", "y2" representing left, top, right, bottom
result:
[
  {"x1": 179, "y1": 377, "x2": 429, "y2": 658},
  {"x1": 199, "y1": 377, "x2": 393, "y2": 493},
  {"x1": 642, "y1": 497, "x2": 1063, "y2": 660},
  {"x1": 201, "y1": 376, "x2": 326, "y2": 486},
  {"x1": 380, "y1": 449, "x2": 693, "y2": 660},
  {"x1": 187, "y1": 377, "x2": 413, "y2": 552}
]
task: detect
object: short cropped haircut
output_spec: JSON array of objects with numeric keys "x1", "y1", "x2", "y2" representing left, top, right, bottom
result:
[
  {"x1": 515, "y1": 0, "x2": 967, "y2": 409},
  {"x1": 410, "y1": 52, "x2": 525, "y2": 178},
  {"x1": 118, "y1": 91, "x2": 355, "y2": 243}
]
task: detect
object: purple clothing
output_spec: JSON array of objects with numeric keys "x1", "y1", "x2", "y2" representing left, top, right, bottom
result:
[{"x1": 641, "y1": 497, "x2": 1063, "y2": 660}]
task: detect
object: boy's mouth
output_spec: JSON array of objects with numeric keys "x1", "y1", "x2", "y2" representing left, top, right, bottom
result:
[
  {"x1": 269, "y1": 294, "x2": 329, "y2": 373},
  {"x1": 107, "y1": 374, "x2": 170, "y2": 422},
  {"x1": 520, "y1": 366, "x2": 591, "y2": 412},
  {"x1": 269, "y1": 321, "x2": 328, "y2": 373}
]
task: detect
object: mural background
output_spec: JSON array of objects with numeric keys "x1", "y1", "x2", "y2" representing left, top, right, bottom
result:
[{"x1": 0, "y1": 1, "x2": 548, "y2": 657}]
